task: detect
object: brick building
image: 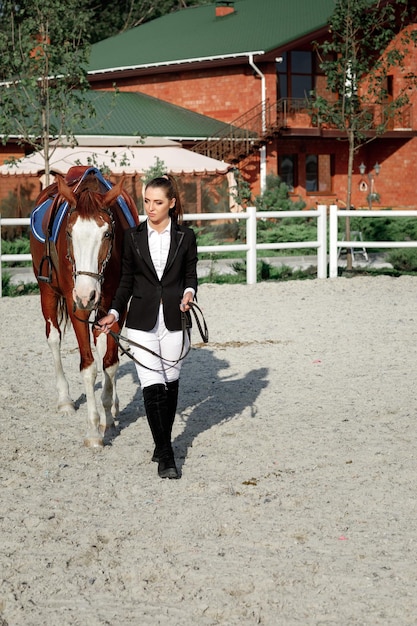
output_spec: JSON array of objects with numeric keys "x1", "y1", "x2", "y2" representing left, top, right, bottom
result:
[
  {"x1": 2, "y1": 0, "x2": 417, "y2": 212},
  {"x1": 86, "y1": 0, "x2": 417, "y2": 210}
]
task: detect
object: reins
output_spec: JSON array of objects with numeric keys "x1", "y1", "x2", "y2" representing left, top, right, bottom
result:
[
  {"x1": 105, "y1": 301, "x2": 208, "y2": 373},
  {"x1": 74, "y1": 301, "x2": 208, "y2": 373}
]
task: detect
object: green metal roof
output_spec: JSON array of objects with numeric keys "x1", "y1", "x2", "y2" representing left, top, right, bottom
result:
[
  {"x1": 74, "y1": 90, "x2": 235, "y2": 139},
  {"x1": 88, "y1": 0, "x2": 335, "y2": 73}
]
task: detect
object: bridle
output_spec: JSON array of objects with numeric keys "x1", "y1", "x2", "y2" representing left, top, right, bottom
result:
[{"x1": 66, "y1": 205, "x2": 115, "y2": 286}]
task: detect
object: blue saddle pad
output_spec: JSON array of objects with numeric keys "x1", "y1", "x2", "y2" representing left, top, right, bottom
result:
[{"x1": 30, "y1": 167, "x2": 137, "y2": 243}]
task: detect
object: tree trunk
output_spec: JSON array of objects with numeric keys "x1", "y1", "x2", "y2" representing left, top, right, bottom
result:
[{"x1": 345, "y1": 129, "x2": 355, "y2": 271}]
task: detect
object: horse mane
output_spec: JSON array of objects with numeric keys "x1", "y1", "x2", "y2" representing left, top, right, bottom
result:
[
  {"x1": 74, "y1": 188, "x2": 108, "y2": 217},
  {"x1": 36, "y1": 174, "x2": 111, "y2": 218}
]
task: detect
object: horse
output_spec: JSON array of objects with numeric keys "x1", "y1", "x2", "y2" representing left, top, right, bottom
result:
[{"x1": 30, "y1": 166, "x2": 139, "y2": 447}]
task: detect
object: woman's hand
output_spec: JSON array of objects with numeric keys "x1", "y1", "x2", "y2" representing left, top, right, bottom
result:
[
  {"x1": 180, "y1": 292, "x2": 194, "y2": 312},
  {"x1": 97, "y1": 313, "x2": 116, "y2": 334}
]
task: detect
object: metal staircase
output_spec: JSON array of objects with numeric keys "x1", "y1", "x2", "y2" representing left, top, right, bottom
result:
[
  {"x1": 192, "y1": 99, "x2": 312, "y2": 162},
  {"x1": 191, "y1": 98, "x2": 284, "y2": 163},
  {"x1": 192, "y1": 98, "x2": 413, "y2": 164}
]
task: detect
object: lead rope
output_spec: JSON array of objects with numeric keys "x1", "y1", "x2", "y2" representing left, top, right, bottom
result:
[{"x1": 101, "y1": 301, "x2": 208, "y2": 373}]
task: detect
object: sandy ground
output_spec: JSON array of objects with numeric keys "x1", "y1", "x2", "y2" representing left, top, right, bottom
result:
[{"x1": 1, "y1": 276, "x2": 417, "y2": 626}]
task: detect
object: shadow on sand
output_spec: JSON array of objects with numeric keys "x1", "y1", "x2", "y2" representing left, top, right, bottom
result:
[{"x1": 102, "y1": 347, "x2": 269, "y2": 466}]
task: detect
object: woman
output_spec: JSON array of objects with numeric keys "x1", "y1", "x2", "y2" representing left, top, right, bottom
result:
[{"x1": 98, "y1": 174, "x2": 197, "y2": 479}]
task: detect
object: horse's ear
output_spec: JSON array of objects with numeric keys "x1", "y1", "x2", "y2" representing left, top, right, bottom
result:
[
  {"x1": 57, "y1": 175, "x2": 77, "y2": 207},
  {"x1": 103, "y1": 176, "x2": 125, "y2": 207}
]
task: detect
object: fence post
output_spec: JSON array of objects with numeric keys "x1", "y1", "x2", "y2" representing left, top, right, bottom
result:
[
  {"x1": 316, "y1": 205, "x2": 327, "y2": 279},
  {"x1": 329, "y1": 205, "x2": 339, "y2": 278},
  {"x1": 246, "y1": 206, "x2": 257, "y2": 284}
]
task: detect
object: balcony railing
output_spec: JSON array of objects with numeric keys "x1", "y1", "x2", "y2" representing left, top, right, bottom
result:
[{"x1": 192, "y1": 98, "x2": 414, "y2": 163}]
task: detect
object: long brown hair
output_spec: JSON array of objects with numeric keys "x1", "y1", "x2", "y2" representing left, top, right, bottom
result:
[{"x1": 145, "y1": 174, "x2": 183, "y2": 224}]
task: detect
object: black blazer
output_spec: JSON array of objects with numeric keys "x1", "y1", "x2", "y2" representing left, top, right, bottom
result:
[{"x1": 111, "y1": 220, "x2": 198, "y2": 331}]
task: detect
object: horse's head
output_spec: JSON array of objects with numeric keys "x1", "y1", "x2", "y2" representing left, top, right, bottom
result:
[{"x1": 58, "y1": 175, "x2": 125, "y2": 311}]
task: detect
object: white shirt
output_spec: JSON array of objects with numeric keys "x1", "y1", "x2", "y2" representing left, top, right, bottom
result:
[{"x1": 147, "y1": 219, "x2": 171, "y2": 279}]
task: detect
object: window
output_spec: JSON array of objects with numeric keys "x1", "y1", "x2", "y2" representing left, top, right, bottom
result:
[
  {"x1": 278, "y1": 154, "x2": 297, "y2": 190},
  {"x1": 291, "y1": 51, "x2": 313, "y2": 99},
  {"x1": 306, "y1": 154, "x2": 332, "y2": 193},
  {"x1": 305, "y1": 154, "x2": 318, "y2": 191},
  {"x1": 277, "y1": 51, "x2": 314, "y2": 101}
]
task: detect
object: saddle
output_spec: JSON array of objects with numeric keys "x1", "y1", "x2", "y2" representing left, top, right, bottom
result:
[
  {"x1": 31, "y1": 166, "x2": 137, "y2": 244},
  {"x1": 31, "y1": 166, "x2": 138, "y2": 283}
]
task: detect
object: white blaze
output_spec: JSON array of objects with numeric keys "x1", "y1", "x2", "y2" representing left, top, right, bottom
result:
[{"x1": 71, "y1": 217, "x2": 109, "y2": 306}]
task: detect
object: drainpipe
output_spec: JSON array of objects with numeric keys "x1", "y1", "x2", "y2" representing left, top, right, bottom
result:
[{"x1": 248, "y1": 53, "x2": 267, "y2": 194}]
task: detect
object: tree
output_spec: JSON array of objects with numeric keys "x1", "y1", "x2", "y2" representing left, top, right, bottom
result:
[
  {"x1": 312, "y1": 0, "x2": 417, "y2": 267},
  {"x1": 0, "y1": 0, "x2": 95, "y2": 185},
  {"x1": 141, "y1": 156, "x2": 167, "y2": 184}
]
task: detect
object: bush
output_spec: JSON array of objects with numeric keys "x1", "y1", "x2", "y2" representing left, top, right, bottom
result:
[
  {"x1": 350, "y1": 215, "x2": 417, "y2": 242},
  {"x1": 255, "y1": 173, "x2": 306, "y2": 212},
  {"x1": 386, "y1": 248, "x2": 417, "y2": 272},
  {"x1": 0, "y1": 235, "x2": 32, "y2": 267},
  {"x1": 1, "y1": 271, "x2": 39, "y2": 296}
]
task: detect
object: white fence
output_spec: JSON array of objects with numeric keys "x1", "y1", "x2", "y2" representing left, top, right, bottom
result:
[
  {"x1": 184, "y1": 206, "x2": 327, "y2": 283},
  {"x1": 0, "y1": 217, "x2": 32, "y2": 297},
  {"x1": 3, "y1": 205, "x2": 417, "y2": 294},
  {"x1": 329, "y1": 205, "x2": 417, "y2": 278},
  {"x1": 0, "y1": 206, "x2": 327, "y2": 296}
]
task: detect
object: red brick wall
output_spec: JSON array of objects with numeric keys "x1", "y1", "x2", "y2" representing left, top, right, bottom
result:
[
  {"x1": 267, "y1": 135, "x2": 417, "y2": 210},
  {"x1": 94, "y1": 62, "x2": 276, "y2": 125}
]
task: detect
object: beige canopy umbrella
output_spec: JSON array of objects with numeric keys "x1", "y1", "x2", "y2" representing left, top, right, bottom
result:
[{"x1": 0, "y1": 137, "x2": 231, "y2": 179}]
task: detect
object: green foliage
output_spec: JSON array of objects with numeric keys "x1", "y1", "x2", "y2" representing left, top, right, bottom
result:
[
  {"x1": 312, "y1": 0, "x2": 417, "y2": 209},
  {"x1": 230, "y1": 168, "x2": 253, "y2": 209},
  {"x1": 1, "y1": 272, "x2": 39, "y2": 296},
  {"x1": 141, "y1": 157, "x2": 167, "y2": 184},
  {"x1": 314, "y1": 0, "x2": 416, "y2": 131},
  {"x1": 0, "y1": 0, "x2": 95, "y2": 183},
  {"x1": 201, "y1": 176, "x2": 230, "y2": 214},
  {"x1": 1, "y1": 236, "x2": 31, "y2": 258},
  {"x1": 350, "y1": 215, "x2": 417, "y2": 241},
  {"x1": 386, "y1": 248, "x2": 417, "y2": 272},
  {"x1": 234, "y1": 173, "x2": 311, "y2": 247},
  {"x1": 74, "y1": 149, "x2": 135, "y2": 177},
  {"x1": 255, "y1": 219, "x2": 317, "y2": 248},
  {"x1": 254, "y1": 173, "x2": 305, "y2": 212},
  {"x1": 198, "y1": 260, "x2": 317, "y2": 284},
  {"x1": 192, "y1": 228, "x2": 219, "y2": 247}
]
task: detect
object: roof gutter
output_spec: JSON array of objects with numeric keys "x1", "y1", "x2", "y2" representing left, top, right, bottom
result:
[
  {"x1": 87, "y1": 50, "x2": 265, "y2": 76},
  {"x1": 248, "y1": 53, "x2": 267, "y2": 194}
]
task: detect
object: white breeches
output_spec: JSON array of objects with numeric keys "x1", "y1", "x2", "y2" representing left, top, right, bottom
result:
[{"x1": 126, "y1": 303, "x2": 189, "y2": 389}]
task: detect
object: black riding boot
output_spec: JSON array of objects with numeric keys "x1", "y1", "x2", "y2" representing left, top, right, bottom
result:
[
  {"x1": 143, "y1": 383, "x2": 179, "y2": 479},
  {"x1": 152, "y1": 379, "x2": 179, "y2": 462}
]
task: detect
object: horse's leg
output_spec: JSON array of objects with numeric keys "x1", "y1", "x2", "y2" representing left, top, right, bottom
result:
[
  {"x1": 48, "y1": 324, "x2": 76, "y2": 415},
  {"x1": 70, "y1": 315, "x2": 104, "y2": 448},
  {"x1": 95, "y1": 331, "x2": 119, "y2": 435},
  {"x1": 40, "y1": 288, "x2": 75, "y2": 415},
  {"x1": 80, "y1": 360, "x2": 104, "y2": 448}
]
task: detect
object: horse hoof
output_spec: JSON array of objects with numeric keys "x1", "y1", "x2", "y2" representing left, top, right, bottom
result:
[
  {"x1": 83, "y1": 437, "x2": 104, "y2": 448},
  {"x1": 57, "y1": 401, "x2": 76, "y2": 416}
]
